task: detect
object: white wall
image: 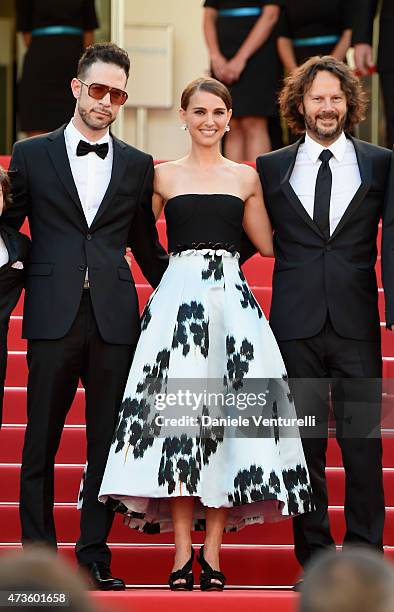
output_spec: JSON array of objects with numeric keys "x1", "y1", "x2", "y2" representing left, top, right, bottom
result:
[{"x1": 124, "y1": 0, "x2": 209, "y2": 159}]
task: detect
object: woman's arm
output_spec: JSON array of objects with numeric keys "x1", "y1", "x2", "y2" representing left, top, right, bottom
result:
[
  {"x1": 21, "y1": 32, "x2": 32, "y2": 48},
  {"x1": 152, "y1": 191, "x2": 165, "y2": 221},
  {"x1": 277, "y1": 36, "x2": 297, "y2": 73},
  {"x1": 152, "y1": 164, "x2": 166, "y2": 221},
  {"x1": 203, "y1": 8, "x2": 228, "y2": 81},
  {"x1": 222, "y1": 5, "x2": 281, "y2": 84},
  {"x1": 242, "y1": 169, "x2": 273, "y2": 257},
  {"x1": 83, "y1": 31, "x2": 94, "y2": 48},
  {"x1": 331, "y1": 28, "x2": 352, "y2": 62}
]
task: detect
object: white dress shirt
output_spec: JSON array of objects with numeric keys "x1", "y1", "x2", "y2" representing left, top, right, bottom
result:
[
  {"x1": 0, "y1": 232, "x2": 9, "y2": 267},
  {"x1": 64, "y1": 119, "x2": 113, "y2": 227},
  {"x1": 289, "y1": 132, "x2": 361, "y2": 235}
]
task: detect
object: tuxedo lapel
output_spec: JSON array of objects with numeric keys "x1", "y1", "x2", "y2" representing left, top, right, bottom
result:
[
  {"x1": 280, "y1": 138, "x2": 325, "y2": 239},
  {"x1": 329, "y1": 136, "x2": 372, "y2": 241},
  {"x1": 90, "y1": 135, "x2": 129, "y2": 229},
  {"x1": 45, "y1": 126, "x2": 87, "y2": 225}
]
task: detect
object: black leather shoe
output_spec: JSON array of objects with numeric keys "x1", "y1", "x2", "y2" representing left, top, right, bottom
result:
[{"x1": 82, "y1": 562, "x2": 126, "y2": 591}]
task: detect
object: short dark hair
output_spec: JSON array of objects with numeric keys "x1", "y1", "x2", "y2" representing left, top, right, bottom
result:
[
  {"x1": 181, "y1": 77, "x2": 232, "y2": 111},
  {"x1": 300, "y1": 548, "x2": 394, "y2": 612},
  {"x1": 279, "y1": 56, "x2": 367, "y2": 134},
  {"x1": 77, "y1": 42, "x2": 130, "y2": 80},
  {"x1": 0, "y1": 165, "x2": 12, "y2": 211}
]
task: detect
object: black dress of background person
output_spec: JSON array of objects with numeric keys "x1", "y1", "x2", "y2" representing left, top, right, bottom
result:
[
  {"x1": 256, "y1": 107, "x2": 392, "y2": 568},
  {"x1": 277, "y1": 0, "x2": 353, "y2": 69},
  {"x1": 4, "y1": 126, "x2": 168, "y2": 570},
  {"x1": 0, "y1": 223, "x2": 30, "y2": 429},
  {"x1": 352, "y1": 0, "x2": 394, "y2": 148},
  {"x1": 203, "y1": 0, "x2": 283, "y2": 122},
  {"x1": 16, "y1": 0, "x2": 98, "y2": 134}
]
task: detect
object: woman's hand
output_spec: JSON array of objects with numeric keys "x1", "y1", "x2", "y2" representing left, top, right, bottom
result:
[
  {"x1": 221, "y1": 55, "x2": 247, "y2": 84},
  {"x1": 211, "y1": 53, "x2": 228, "y2": 81}
]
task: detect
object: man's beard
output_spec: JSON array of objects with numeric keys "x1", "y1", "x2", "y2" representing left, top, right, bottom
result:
[
  {"x1": 78, "y1": 104, "x2": 115, "y2": 131},
  {"x1": 303, "y1": 108, "x2": 346, "y2": 142}
]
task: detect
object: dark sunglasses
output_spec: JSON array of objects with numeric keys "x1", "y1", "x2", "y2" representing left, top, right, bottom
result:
[{"x1": 77, "y1": 78, "x2": 128, "y2": 105}]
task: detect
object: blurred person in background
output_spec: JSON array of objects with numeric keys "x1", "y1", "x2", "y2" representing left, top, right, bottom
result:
[
  {"x1": 0, "y1": 547, "x2": 98, "y2": 610},
  {"x1": 353, "y1": 0, "x2": 394, "y2": 148},
  {"x1": 299, "y1": 547, "x2": 394, "y2": 612},
  {"x1": 277, "y1": 1, "x2": 353, "y2": 74},
  {"x1": 0, "y1": 166, "x2": 30, "y2": 430},
  {"x1": 16, "y1": 0, "x2": 99, "y2": 137},
  {"x1": 203, "y1": 0, "x2": 283, "y2": 161}
]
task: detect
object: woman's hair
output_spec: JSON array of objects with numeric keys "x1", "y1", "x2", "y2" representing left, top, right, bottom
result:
[
  {"x1": 0, "y1": 165, "x2": 12, "y2": 211},
  {"x1": 181, "y1": 77, "x2": 232, "y2": 110},
  {"x1": 279, "y1": 56, "x2": 368, "y2": 134}
]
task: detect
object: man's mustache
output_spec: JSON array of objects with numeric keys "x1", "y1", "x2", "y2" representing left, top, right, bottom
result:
[{"x1": 316, "y1": 112, "x2": 339, "y2": 120}]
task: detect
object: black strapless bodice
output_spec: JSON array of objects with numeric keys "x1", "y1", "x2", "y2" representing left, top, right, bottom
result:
[{"x1": 164, "y1": 194, "x2": 244, "y2": 253}]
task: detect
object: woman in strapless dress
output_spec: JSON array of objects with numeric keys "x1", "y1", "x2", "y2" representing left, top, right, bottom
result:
[{"x1": 96, "y1": 77, "x2": 314, "y2": 591}]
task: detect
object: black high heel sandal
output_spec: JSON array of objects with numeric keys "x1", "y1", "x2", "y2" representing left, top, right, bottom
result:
[
  {"x1": 168, "y1": 547, "x2": 194, "y2": 591},
  {"x1": 196, "y1": 546, "x2": 226, "y2": 591}
]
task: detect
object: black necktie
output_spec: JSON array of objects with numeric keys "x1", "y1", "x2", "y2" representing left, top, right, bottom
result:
[
  {"x1": 313, "y1": 149, "x2": 333, "y2": 239},
  {"x1": 76, "y1": 140, "x2": 109, "y2": 159}
]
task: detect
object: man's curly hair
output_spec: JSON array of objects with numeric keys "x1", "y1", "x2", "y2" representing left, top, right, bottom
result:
[{"x1": 279, "y1": 56, "x2": 367, "y2": 134}]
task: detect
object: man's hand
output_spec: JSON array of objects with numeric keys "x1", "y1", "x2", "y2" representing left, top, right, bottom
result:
[
  {"x1": 354, "y1": 43, "x2": 375, "y2": 76},
  {"x1": 124, "y1": 247, "x2": 132, "y2": 267},
  {"x1": 391, "y1": 325, "x2": 394, "y2": 333}
]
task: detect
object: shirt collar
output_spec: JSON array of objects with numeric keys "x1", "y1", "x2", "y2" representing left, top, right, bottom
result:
[
  {"x1": 65, "y1": 119, "x2": 111, "y2": 153},
  {"x1": 304, "y1": 131, "x2": 347, "y2": 163}
]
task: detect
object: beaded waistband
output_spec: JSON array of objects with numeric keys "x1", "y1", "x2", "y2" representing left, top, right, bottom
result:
[{"x1": 171, "y1": 241, "x2": 238, "y2": 255}]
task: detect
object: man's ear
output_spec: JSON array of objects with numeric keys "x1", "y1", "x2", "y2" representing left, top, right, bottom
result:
[
  {"x1": 71, "y1": 78, "x2": 82, "y2": 100},
  {"x1": 298, "y1": 101, "x2": 304, "y2": 116}
]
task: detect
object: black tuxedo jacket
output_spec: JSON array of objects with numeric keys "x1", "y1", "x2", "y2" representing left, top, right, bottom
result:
[
  {"x1": 0, "y1": 223, "x2": 31, "y2": 326},
  {"x1": 256, "y1": 136, "x2": 392, "y2": 342},
  {"x1": 352, "y1": 0, "x2": 394, "y2": 73},
  {"x1": 4, "y1": 126, "x2": 168, "y2": 344}
]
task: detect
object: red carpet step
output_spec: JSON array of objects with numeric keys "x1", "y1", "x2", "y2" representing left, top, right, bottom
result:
[
  {"x1": 0, "y1": 544, "x2": 393, "y2": 587},
  {"x1": 4, "y1": 464, "x2": 392, "y2": 506},
  {"x1": 2, "y1": 426, "x2": 393, "y2": 466},
  {"x1": 1, "y1": 504, "x2": 393, "y2": 546},
  {"x1": 7, "y1": 288, "x2": 389, "y2": 351},
  {"x1": 6, "y1": 352, "x2": 394, "y2": 389},
  {"x1": 90, "y1": 590, "x2": 298, "y2": 612}
]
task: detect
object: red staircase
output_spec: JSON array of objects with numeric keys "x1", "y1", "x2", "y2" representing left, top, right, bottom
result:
[{"x1": 1, "y1": 155, "x2": 393, "y2": 610}]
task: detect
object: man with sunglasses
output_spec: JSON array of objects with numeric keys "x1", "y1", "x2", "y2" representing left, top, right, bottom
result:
[{"x1": 4, "y1": 42, "x2": 168, "y2": 589}]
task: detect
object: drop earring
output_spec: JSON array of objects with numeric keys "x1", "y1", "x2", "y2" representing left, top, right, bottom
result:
[
  {"x1": 225, "y1": 125, "x2": 230, "y2": 132},
  {"x1": 181, "y1": 124, "x2": 188, "y2": 131}
]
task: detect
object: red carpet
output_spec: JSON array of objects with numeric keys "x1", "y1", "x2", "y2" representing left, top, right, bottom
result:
[{"x1": 0, "y1": 155, "x2": 392, "y2": 610}]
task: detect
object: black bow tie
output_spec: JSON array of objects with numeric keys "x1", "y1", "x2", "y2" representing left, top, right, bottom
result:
[{"x1": 76, "y1": 140, "x2": 109, "y2": 159}]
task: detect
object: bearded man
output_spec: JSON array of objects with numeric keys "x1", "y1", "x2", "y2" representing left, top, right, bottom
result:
[{"x1": 256, "y1": 56, "x2": 394, "y2": 583}]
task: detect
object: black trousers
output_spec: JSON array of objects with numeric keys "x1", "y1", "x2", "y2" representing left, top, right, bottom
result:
[
  {"x1": 19, "y1": 290, "x2": 134, "y2": 565},
  {"x1": 0, "y1": 266, "x2": 24, "y2": 429},
  {"x1": 278, "y1": 318, "x2": 385, "y2": 568},
  {"x1": 380, "y1": 72, "x2": 394, "y2": 148}
]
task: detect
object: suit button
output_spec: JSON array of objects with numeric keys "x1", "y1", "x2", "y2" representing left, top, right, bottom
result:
[
  {"x1": 86, "y1": 233, "x2": 92, "y2": 241},
  {"x1": 326, "y1": 245, "x2": 332, "y2": 251},
  {"x1": 78, "y1": 265, "x2": 86, "y2": 272}
]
